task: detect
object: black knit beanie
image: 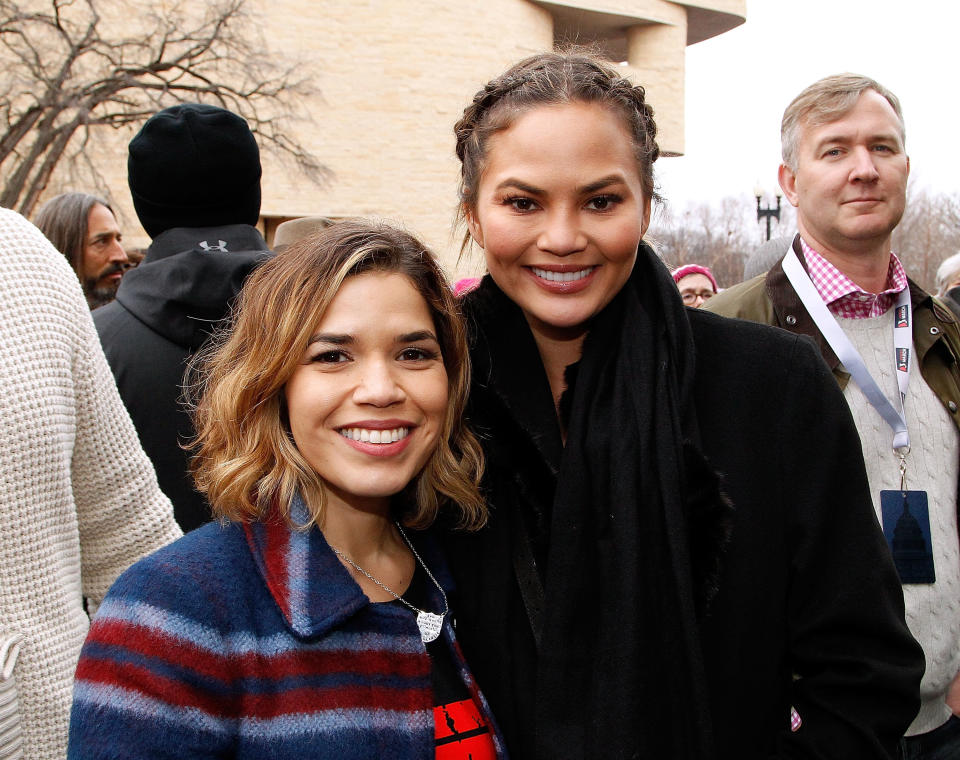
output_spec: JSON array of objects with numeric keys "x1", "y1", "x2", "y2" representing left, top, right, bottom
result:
[{"x1": 128, "y1": 104, "x2": 262, "y2": 238}]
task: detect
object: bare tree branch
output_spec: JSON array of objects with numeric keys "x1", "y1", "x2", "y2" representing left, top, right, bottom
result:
[
  {"x1": 0, "y1": 0, "x2": 328, "y2": 216},
  {"x1": 648, "y1": 195, "x2": 780, "y2": 288},
  {"x1": 892, "y1": 182, "x2": 960, "y2": 292},
  {"x1": 651, "y1": 185, "x2": 959, "y2": 293}
]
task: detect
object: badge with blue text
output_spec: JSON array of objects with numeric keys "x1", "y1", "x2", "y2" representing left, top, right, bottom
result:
[{"x1": 880, "y1": 490, "x2": 935, "y2": 584}]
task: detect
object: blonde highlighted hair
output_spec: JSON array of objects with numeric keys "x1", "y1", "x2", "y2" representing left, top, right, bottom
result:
[{"x1": 189, "y1": 219, "x2": 485, "y2": 530}]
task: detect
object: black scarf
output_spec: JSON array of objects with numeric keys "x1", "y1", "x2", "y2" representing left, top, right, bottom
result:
[
  {"x1": 537, "y1": 242, "x2": 718, "y2": 758},
  {"x1": 455, "y1": 242, "x2": 728, "y2": 759}
]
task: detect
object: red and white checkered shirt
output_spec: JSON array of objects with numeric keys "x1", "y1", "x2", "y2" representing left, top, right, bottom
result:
[{"x1": 799, "y1": 238, "x2": 908, "y2": 319}]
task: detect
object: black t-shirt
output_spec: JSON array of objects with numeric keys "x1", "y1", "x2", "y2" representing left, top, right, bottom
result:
[{"x1": 395, "y1": 566, "x2": 497, "y2": 759}]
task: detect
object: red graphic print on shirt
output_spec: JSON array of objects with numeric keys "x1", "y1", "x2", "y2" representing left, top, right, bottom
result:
[{"x1": 434, "y1": 698, "x2": 496, "y2": 759}]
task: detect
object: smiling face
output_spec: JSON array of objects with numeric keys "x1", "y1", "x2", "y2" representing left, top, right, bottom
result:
[
  {"x1": 466, "y1": 101, "x2": 650, "y2": 342},
  {"x1": 779, "y1": 89, "x2": 909, "y2": 262},
  {"x1": 283, "y1": 271, "x2": 449, "y2": 515}
]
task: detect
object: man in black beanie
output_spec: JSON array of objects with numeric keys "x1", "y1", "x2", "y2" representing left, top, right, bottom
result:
[{"x1": 94, "y1": 103, "x2": 272, "y2": 532}]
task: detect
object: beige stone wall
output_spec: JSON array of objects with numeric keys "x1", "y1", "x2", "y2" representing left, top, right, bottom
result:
[
  {"x1": 256, "y1": 0, "x2": 554, "y2": 277},
  {"x1": 33, "y1": 0, "x2": 745, "y2": 276},
  {"x1": 627, "y1": 2, "x2": 688, "y2": 157}
]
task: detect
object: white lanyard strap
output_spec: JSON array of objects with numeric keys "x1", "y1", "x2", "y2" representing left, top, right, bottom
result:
[{"x1": 782, "y1": 248, "x2": 912, "y2": 453}]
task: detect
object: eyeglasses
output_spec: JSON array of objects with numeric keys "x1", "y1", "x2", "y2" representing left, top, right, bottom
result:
[{"x1": 681, "y1": 290, "x2": 714, "y2": 305}]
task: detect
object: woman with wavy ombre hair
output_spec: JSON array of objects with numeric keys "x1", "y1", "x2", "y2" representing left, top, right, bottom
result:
[
  {"x1": 68, "y1": 220, "x2": 506, "y2": 760},
  {"x1": 191, "y1": 219, "x2": 485, "y2": 531}
]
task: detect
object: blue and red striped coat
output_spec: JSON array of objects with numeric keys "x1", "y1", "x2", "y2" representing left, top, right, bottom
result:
[{"x1": 68, "y1": 499, "x2": 507, "y2": 759}]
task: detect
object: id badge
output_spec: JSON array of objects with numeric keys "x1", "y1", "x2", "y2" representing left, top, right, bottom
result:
[{"x1": 879, "y1": 490, "x2": 935, "y2": 584}]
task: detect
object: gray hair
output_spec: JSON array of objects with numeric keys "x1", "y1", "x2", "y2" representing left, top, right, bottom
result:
[
  {"x1": 744, "y1": 235, "x2": 795, "y2": 281},
  {"x1": 936, "y1": 252, "x2": 960, "y2": 296},
  {"x1": 781, "y1": 74, "x2": 905, "y2": 170}
]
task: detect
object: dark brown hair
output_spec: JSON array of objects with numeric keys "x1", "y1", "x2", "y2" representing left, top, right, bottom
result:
[
  {"x1": 454, "y1": 48, "x2": 660, "y2": 248},
  {"x1": 34, "y1": 192, "x2": 114, "y2": 277}
]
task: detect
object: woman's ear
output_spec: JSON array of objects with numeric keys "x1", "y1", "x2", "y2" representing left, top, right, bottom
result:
[{"x1": 464, "y1": 205, "x2": 484, "y2": 249}]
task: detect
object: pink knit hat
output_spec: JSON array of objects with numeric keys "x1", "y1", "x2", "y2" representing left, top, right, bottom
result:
[
  {"x1": 672, "y1": 264, "x2": 718, "y2": 292},
  {"x1": 453, "y1": 277, "x2": 481, "y2": 297}
]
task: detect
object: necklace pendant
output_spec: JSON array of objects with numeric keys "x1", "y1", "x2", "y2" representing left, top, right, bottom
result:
[{"x1": 417, "y1": 611, "x2": 444, "y2": 643}]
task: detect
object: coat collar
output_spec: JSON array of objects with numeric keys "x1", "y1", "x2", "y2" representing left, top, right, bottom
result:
[
  {"x1": 461, "y1": 275, "x2": 564, "y2": 473},
  {"x1": 115, "y1": 223, "x2": 271, "y2": 351},
  {"x1": 243, "y1": 495, "x2": 454, "y2": 639},
  {"x1": 763, "y1": 235, "x2": 841, "y2": 371},
  {"x1": 763, "y1": 234, "x2": 956, "y2": 384},
  {"x1": 144, "y1": 224, "x2": 268, "y2": 263}
]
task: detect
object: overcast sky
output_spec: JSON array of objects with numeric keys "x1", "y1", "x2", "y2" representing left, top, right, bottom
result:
[{"x1": 655, "y1": 0, "x2": 958, "y2": 215}]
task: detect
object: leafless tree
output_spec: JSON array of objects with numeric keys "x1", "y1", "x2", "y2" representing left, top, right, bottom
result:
[
  {"x1": 0, "y1": 0, "x2": 327, "y2": 216},
  {"x1": 892, "y1": 184, "x2": 960, "y2": 292},
  {"x1": 652, "y1": 184, "x2": 960, "y2": 293},
  {"x1": 650, "y1": 194, "x2": 795, "y2": 288}
]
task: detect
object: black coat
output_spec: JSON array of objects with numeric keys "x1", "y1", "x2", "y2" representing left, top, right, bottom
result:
[
  {"x1": 445, "y1": 275, "x2": 923, "y2": 759},
  {"x1": 93, "y1": 225, "x2": 271, "y2": 532}
]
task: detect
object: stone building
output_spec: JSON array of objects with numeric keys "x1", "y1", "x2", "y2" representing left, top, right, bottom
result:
[{"x1": 54, "y1": 0, "x2": 747, "y2": 273}]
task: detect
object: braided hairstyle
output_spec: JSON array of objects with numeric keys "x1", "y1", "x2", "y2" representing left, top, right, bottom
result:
[{"x1": 454, "y1": 49, "x2": 660, "y2": 248}]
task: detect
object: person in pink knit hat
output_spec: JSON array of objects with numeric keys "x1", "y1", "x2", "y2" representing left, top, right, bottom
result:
[{"x1": 672, "y1": 263, "x2": 718, "y2": 307}]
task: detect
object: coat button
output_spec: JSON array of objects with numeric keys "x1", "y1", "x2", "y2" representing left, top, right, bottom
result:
[
  {"x1": 950, "y1": 401, "x2": 958, "y2": 413},
  {"x1": 785, "y1": 315, "x2": 798, "y2": 326},
  {"x1": 930, "y1": 326, "x2": 941, "y2": 335}
]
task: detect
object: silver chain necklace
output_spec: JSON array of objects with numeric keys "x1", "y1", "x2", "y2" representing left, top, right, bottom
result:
[{"x1": 330, "y1": 523, "x2": 448, "y2": 643}]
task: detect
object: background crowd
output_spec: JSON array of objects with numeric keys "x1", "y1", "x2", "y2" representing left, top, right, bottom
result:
[{"x1": 0, "y1": 43, "x2": 959, "y2": 760}]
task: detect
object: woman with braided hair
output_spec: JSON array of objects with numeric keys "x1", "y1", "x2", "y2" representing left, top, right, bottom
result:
[{"x1": 442, "y1": 50, "x2": 923, "y2": 759}]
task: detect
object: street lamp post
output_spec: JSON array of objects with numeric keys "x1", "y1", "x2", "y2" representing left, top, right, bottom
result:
[{"x1": 754, "y1": 186, "x2": 782, "y2": 242}]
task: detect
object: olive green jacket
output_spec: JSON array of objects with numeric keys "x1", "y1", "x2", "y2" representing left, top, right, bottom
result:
[{"x1": 705, "y1": 235, "x2": 960, "y2": 431}]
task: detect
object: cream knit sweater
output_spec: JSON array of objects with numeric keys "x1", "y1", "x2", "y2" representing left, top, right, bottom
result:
[
  {"x1": 839, "y1": 310, "x2": 960, "y2": 736},
  {"x1": 0, "y1": 208, "x2": 182, "y2": 759}
]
